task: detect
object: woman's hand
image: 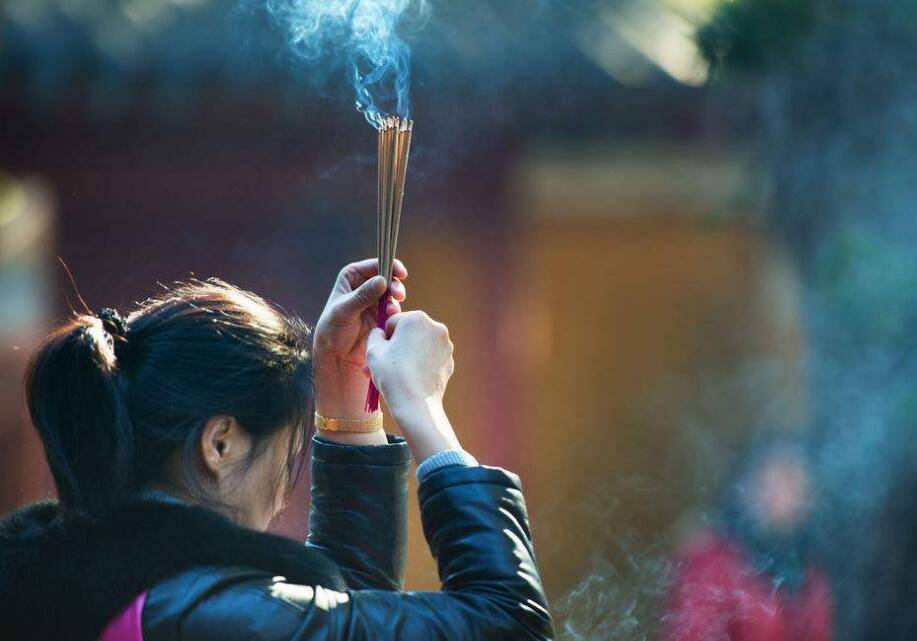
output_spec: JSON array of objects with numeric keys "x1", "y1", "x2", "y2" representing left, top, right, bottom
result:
[
  {"x1": 313, "y1": 259, "x2": 407, "y2": 444},
  {"x1": 366, "y1": 311, "x2": 461, "y2": 461}
]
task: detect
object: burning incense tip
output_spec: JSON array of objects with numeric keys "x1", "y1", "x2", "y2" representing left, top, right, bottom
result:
[{"x1": 366, "y1": 116, "x2": 414, "y2": 412}]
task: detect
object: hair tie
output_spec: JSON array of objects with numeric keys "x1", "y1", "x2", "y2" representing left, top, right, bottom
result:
[{"x1": 97, "y1": 308, "x2": 128, "y2": 341}]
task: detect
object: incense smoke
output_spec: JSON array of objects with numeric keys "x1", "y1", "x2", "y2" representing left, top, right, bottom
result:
[
  {"x1": 697, "y1": 1, "x2": 917, "y2": 638},
  {"x1": 551, "y1": 3, "x2": 917, "y2": 638},
  {"x1": 264, "y1": 0, "x2": 425, "y2": 128}
]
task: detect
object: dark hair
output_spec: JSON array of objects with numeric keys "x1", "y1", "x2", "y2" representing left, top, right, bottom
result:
[{"x1": 25, "y1": 279, "x2": 313, "y2": 517}]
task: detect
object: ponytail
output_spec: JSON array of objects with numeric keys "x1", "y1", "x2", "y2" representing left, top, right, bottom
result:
[
  {"x1": 25, "y1": 312, "x2": 135, "y2": 516},
  {"x1": 25, "y1": 280, "x2": 313, "y2": 518}
]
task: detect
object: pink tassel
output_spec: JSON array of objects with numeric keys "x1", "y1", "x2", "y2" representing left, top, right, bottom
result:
[{"x1": 364, "y1": 293, "x2": 392, "y2": 412}]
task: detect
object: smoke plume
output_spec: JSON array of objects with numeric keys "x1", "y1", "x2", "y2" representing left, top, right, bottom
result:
[{"x1": 264, "y1": 0, "x2": 426, "y2": 127}]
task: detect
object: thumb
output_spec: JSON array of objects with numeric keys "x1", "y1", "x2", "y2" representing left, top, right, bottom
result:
[
  {"x1": 365, "y1": 327, "x2": 388, "y2": 375},
  {"x1": 366, "y1": 327, "x2": 387, "y2": 355},
  {"x1": 334, "y1": 276, "x2": 386, "y2": 319}
]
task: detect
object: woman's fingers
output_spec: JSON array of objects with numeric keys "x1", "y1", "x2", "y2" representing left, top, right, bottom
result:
[
  {"x1": 384, "y1": 311, "x2": 405, "y2": 338},
  {"x1": 330, "y1": 276, "x2": 386, "y2": 321},
  {"x1": 337, "y1": 258, "x2": 408, "y2": 292},
  {"x1": 335, "y1": 260, "x2": 375, "y2": 293},
  {"x1": 356, "y1": 283, "x2": 402, "y2": 320},
  {"x1": 389, "y1": 278, "x2": 406, "y2": 302}
]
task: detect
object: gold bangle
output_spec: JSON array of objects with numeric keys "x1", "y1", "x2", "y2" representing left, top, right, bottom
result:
[{"x1": 314, "y1": 411, "x2": 384, "y2": 433}]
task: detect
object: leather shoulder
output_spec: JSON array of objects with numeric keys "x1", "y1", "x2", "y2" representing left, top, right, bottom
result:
[{"x1": 142, "y1": 566, "x2": 346, "y2": 641}]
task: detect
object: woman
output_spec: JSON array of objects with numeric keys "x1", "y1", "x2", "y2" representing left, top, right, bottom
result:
[
  {"x1": 0, "y1": 259, "x2": 553, "y2": 641},
  {"x1": 662, "y1": 439, "x2": 832, "y2": 641}
]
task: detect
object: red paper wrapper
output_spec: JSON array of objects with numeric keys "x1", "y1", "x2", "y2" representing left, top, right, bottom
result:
[{"x1": 364, "y1": 293, "x2": 392, "y2": 412}]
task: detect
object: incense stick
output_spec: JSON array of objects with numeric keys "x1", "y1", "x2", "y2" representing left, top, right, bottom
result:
[{"x1": 366, "y1": 116, "x2": 414, "y2": 412}]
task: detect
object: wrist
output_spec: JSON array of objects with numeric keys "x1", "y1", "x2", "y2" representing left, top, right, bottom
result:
[
  {"x1": 314, "y1": 409, "x2": 388, "y2": 446},
  {"x1": 313, "y1": 361, "x2": 373, "y2": 420},
  {"x1": 315, "y1": 429, "x2": 389, "y2": 446},
  {"x1": 389, "y1": 397, "x2": 461, "y2": 462}
]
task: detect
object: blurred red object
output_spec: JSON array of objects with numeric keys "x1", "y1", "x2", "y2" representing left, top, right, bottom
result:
[{"x1": 662, "y1": 531, "x2": 833, "y2": 641}]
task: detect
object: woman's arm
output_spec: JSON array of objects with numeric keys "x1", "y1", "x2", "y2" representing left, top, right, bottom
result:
[
  {"x1": 145, "y1": 463, "x2": 553, "y2": 641},
  {"x1": 312, "y1": 258, "x2": 408, "y2": 448},
  {"x1": 305, "y1": 259, "x2": 412, "y2": 589},
  {"x1": 305, "y1": 434, "x2": 411, "y2": 591}
]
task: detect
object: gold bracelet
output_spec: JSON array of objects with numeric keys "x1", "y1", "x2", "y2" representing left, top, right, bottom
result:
[{"x1": 314, "y1": 411, "x2": 384, "y2": 433}]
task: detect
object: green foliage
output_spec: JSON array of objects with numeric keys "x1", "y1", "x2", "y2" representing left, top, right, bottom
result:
[
  {"x1": 698, "y1": 0, "x2": 917, "y2": 77},
  {"x1": 814, "y1": 226, "x2": 917, "y2": 348},
  {"x1": 696, "y1": 0, "x2": 817, "y2": 75}
]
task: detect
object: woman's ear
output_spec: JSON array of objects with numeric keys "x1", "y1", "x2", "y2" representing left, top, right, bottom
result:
[{"x1": 199, "y1": 415, "x2": 249, "y2": 480}]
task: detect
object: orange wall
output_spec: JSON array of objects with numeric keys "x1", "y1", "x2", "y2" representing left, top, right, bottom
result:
[{"x1": 397, "y1": 218, "x2": 804, "y2": 603}]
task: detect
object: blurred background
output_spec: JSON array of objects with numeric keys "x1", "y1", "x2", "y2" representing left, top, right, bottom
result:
[{"x1": 3, "y1": 0, "x2": 917, "y2": 639}]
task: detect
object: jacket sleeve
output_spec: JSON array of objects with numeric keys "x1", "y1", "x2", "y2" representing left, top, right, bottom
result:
[
  {"x1": 154, "y1": 465, "x2": 554, "y2": 641},
  {"x1": 305, "y1": 434, "x2": 411, "y2": 591}
]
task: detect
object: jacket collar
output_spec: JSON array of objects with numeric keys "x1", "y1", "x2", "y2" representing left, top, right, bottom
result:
[{"x1": 0, "y1": 500, "x2": 343, "y2": 641}]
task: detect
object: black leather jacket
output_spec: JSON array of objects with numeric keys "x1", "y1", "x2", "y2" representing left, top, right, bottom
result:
[
  {"x1": 140, "y1": 435, "x2": 553, "y2": 640},
  {"x1": 0, "y1": 436, "x2": 552, "y2": 641}
]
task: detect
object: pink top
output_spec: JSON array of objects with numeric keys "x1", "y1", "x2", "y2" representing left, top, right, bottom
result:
[
  {"x1": 99, "y1": 592, "x2": 147, "y2": 641},
  {"x1": 661, "y1": 531, "x2": 833, "y2": 641}
]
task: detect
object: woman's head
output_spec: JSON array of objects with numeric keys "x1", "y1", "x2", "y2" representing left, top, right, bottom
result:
[
  {"x1": 722, "y1": 435, "x2": 814, "y2": 536},
  {"x1": 26, "y1": 279, "x2": 312, "y2": 529}
]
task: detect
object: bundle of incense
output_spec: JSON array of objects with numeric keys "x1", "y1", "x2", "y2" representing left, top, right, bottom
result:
[{"x1": 366, "y1": 116, "x2": 413, "y2": 412}]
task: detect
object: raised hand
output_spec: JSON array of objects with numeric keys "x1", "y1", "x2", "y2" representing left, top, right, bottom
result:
[{"x1": 313, "y1": 259, "x2": 407, "y2": 441}]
